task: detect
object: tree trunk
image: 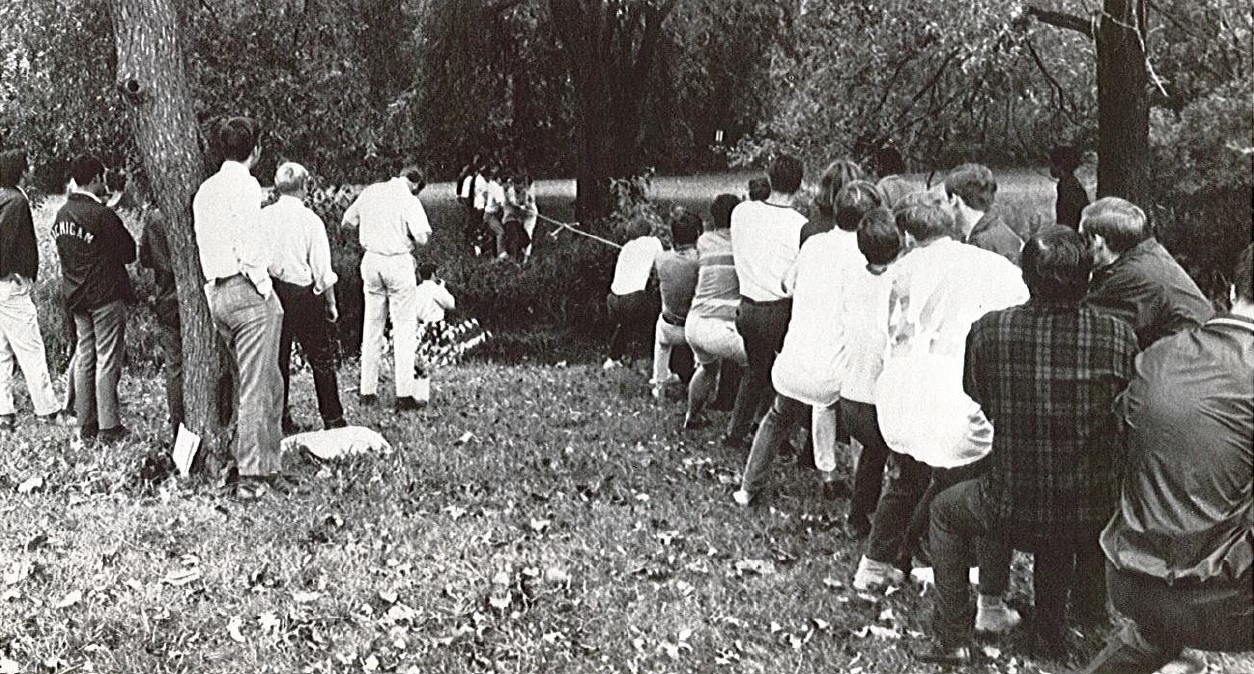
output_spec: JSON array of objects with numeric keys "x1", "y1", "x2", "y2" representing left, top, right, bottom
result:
[
  {"x1": 110, "y1": 0, "x2": 231, "y2": 462},
  {"x1": 1096, "y1": 0, "x2": 1149, "y2": 205}
]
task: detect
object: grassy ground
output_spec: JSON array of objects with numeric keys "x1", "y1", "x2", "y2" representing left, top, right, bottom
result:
[{"x1": 1, "y1": 359, "x2": 1249, "y2": 674}]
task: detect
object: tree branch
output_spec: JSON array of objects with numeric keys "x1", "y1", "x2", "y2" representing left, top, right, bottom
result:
[{"x1": 1026, "y1": 5, "x2": 1095, "y2": 39}]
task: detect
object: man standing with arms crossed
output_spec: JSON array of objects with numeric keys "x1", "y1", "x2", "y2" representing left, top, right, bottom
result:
[{"x1": 342, "y1": 164, "x2": 431, "y2": 411}]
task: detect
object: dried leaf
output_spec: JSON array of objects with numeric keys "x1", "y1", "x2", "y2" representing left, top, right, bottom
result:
[
  {"x1": 227, "y1": 616, "x2": 246, "y2": 642},
  {"x1": 54, "y1": 590, "x2": 82, "y2": 609},
  {"x1": 734, "y1": 559, "x2": 776, "y2": 576},
  {"x1": 16, "y1": 476, "x2": 44, "y2": 494},
  {"x1": 292, "y1": 591, "x2": 321, "y2": 603},
  {"x1": 163, "y1": 569, "x2": 202, "y2": 586},
  {"x1": 0, "y1": 659, "x2": 19, "y2": 674}
]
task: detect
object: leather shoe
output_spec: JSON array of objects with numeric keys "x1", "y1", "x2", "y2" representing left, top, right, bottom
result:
[
  {"x1": 395, "y1": 396, "x2": 427, "y2": 411},
  {"x1": 915, "y1": 644, "x2": 973, "y2": 666},
  {"x1": 359, "y1": 393, "x2": 378, "y2": 406},
  {"x1": 99, "y1": 425, "x2": 130, "y2": 444}
]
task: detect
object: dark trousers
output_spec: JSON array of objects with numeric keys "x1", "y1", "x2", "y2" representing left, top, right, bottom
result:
[
  {"x1": 155, "y1": 318, "x2": 184, "y2": 434},
  {"x1": 607, "y1": 290, "x2": 652, "y2": 361},
  {"x1": 1079, "y1": 566, "x2": 1254, "y2": 674},
  {"x1": 865, "y1": 448, "x2": 932, "y2": 565},
  {"x1": 929, "y1": 479, "x2": 1015, "y2": 649},
  {"x1": 840, "y1": 399, "x2": 890, "y2": 531},
  {"x1": 1031, "y1": 532, "x2": 1107, "y2": 645},
  {"x1": 728, "y1": 298, "x2": 791, "y2": 441},
  {"x1": 274, "y1": 280, "x2": 344, "y2": 428}
]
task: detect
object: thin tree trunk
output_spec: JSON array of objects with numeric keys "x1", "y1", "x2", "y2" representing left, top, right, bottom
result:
[
  {"x1": 1096, "y1": 0, "x2": 1149, "y2": 205},
  {"x1": 110, "y1": 0, "x2": 231, "y2": 464}
]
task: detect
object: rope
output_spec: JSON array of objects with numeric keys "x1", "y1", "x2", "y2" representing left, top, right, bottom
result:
[{"x1": 537, "y1": 212, "x2": 622, "y2": 249}]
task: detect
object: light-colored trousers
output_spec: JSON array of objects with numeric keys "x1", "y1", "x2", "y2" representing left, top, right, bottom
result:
[
  {"x1": 651, "y1": 314, "x2": 687, "y2": 386},
  {"x1": 207, "y1": 276, "x2": 284, "y2": 477},
  {"x1": 73, "y1": 299, "x2": 127, "y2": 431},
  {"x1": 360, "y1": 252, "x2": 418, "y2": 398},
  {"x1": 0, "y1": 276, "x2": 59, "y2": 416}
]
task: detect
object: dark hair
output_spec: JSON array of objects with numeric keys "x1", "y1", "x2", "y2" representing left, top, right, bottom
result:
[
  {"x1": 875, "y1": 146, "x2": 906, "y2": 176},
  {"x1": 711, "y1": 193, "x2": 740, "y2": 230},
  {"x1": 0, "y1": 149, "x2": 27, "y2": 188},
  {"x1": 1021, "y1": 225, "x2": 1091, "y2": 303},
  {"x1": 944, "y1": 163, "x2": 997, "y2": 211},
  {"x1": 834, "y1": 180, "x2": 883, "y2": 231},
  {"x1": 894, "y1": 190, "x2": 955, "y2": 242},
  {"x1": 218, "y1": 116, "x2": 259, "y2": 162},
  {"x1": 1235, "y1": 244, "x2": 1253, "y2": 304},
  {"x1": 625, "y1": 216, "x2": 652, "y2": 240},
  {"x1": 418, "y1": 261, "x2": 438, "y2": 281},
  {"x1": 857, "y1": 207, "x2": 900, "y2": 266},
  {"x1": 1049, "y1": 145, "x2": 1082, "y2": 173},
  {"x1": 402, "y1": 164, "x2": 425, "y2": 191},
  {"x1": 1080, "y1": 197, "x2": 1149, "y2": 254},
  {"x1": 747, "y1": 177, "x2": 770, "y2": 201},
  {"x1": 768, "y1": 154, "x2": 803, "y2": 194},
  {"x1": 68, "y1": 154, "x2": 106, "y2": 187},
  {"x1": 817, "y1": 159, "x2": 864, "y2": 216},
  {"x1": 670, "y1": 209, "x2": 702, "y2": 246}
]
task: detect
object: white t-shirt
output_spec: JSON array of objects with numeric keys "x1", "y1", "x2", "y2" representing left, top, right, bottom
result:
[
  {"x1": 771, "y1": 229, "x2": 861, "y2": 407},
  {"x1": 484, "y1": 181, "x2": 506, "y2": 215},
  {"x1": 609, "y1": 236, "x2": 663, "y2": 295},
  {"x1": 836, "y1": 261, "x2": 894, "y2": 405},
  {"x1": 730, "y1": 200, "x2": 806, "y2": 302},
  {"x1": 343, "y1": 177, "x2": 431, "y2": 256},
  {"x1": 414, "y1": 279, "x2": 456, "y2": 323}
]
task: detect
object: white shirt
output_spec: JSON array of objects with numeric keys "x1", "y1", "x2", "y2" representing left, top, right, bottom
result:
[
  {"x1": 484, "y1": 180, "x2": 506, "y2": 215},
  {"x1": 472, "y1": 175, "x2": 489, "y2": 210},
  {"x1": 610, "y1": 236, "x2": 663, "y2": 295},
  {"x1": 259, "y1": 195, "x2": 338, "y2": 293},
  {"x1": 730, "y1": 200, "x2": 806, "y2": 302},
  {"x1": 192, "y1": 160, "x2": 271, "y2": 297},
  {"x1": 771, "y1": 229, "x2": 861, "y2": 407},
  {"x1": 836, "y1": 261, "x2": 894, "y2": 405},
  {"x1": 873, "y1": 238, "x2": 1029, "y2": 468},
  {"x1": 414, "y1": 279, "x2": 456, "y2": 323},
  {"x1": 343, "y1": 177, "x2": 431, "y2": 256}
]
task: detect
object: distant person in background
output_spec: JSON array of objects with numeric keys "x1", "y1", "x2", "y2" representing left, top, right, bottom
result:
[
  {"x1": 138, "y1": 207, "x2": 184, "y2": 439},
  {"x1": 747, "y1": 176, "x2": 770, "y2": 202},
  {"x1": 260, "y1": 162, "x2": 346, "y2": 433},
  {"x1": 944, "y1": 163, "x2": 1023, "y2": 266},
  {"x1": 412, "y1": 261, "x2": 456, "y2": 408},
  {"x1": 1077, "y1": 244, "x2": 1253, "y2": 674},
  {"x1": 53, "y1": 153, "x2": 136, "y2": 444},
  {"x1": 683, "y1": 194, "x2": 747, "y2": 430},
  {"x1": 873, "y1": 146, "x2": 917, "y2": 208},
  {"x1": 1080, "y1": 197, "x2": 1213, "y2": 349},
  {"x1": 1049, "y1": 145, "x2": 1088, "y2": 228},
  {"x1": 0, "y1": 148, "x2": 60, "y2": 431},
  {"x1": 650, "y1": 209, "x2": 701, "y2": 400},
  {"x1": 604, "y1": 217, "x2": 663, "y2": 370},
  {"x1": 800, "y1": 159, "x2": 863, "y2": 246},
  {"x1": 501, "y1": 173, "x2": 538, "y2": 262},
  {"x1": 483, "y1": 167, "x2": 508, "y2": 258}
]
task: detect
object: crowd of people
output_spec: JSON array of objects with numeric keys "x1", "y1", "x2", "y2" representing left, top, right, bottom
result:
[
  {"x1": 603, "y1": 151, "x2": 1251, "y2": 671},
  {"x1": 457, "y1": 158, "x2": 539, "y2": 262}
]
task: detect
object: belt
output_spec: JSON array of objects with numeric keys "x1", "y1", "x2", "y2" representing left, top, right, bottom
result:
[
  {"x1": 661, "y1": 312, "x2": 686, "y2": 327},
  {"x1": 739, "y1": 295, "x2": 792, "y2": 307},
  {"x1": 213, "y1": 273, "x2": 242, "y2": 285}
]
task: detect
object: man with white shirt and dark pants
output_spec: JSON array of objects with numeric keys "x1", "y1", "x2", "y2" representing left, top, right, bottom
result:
[
  {"x1": 260, "y1": 162, "x2": 346, "y2": 433},
  {"x1": 193, "y1": 117, "x2": 287, "y2": 497},
  {"x1": 342, "y1": 164, "x2": 431, "y2": 411},
  {"x1": 725, "y1": 154, "x2": 807, "y2": 447}
]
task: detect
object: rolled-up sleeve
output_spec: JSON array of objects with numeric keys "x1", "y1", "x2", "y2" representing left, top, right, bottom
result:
[{"x1": 308, "y1": 212, "x2": 338, "y2": 294}]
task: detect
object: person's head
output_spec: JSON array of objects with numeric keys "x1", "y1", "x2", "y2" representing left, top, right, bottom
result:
[
  {"x1": 669, "y1": 208, "x2": 702, "y2": 247},
  {"x1": 273, "y1": 161, "x2": 309, "y2": 197},
  {"x1": 1232, "y1": 244, "x2": 1253, "y2": 313},
  {"x1": 894, "y1": 190, "x2": 956, "y2": 244},
  {"x1": 1049, "y1": 145, "x2": 1082, "y2": 178},
  {"x1": 68, "y1": 154, "x2": 107, "y2": 196},
  {"x1": 625, "y1": 216, "x2": 652, "y2": 240},
  {"x1": 711, "y1": 193, "x2": 740, "y2": 230},
  {"x1": 944, "y1": 163, "x2": 997, "y2": 212},
  {"x1": 768, "y1": 154, "x2": 804, "y2": 195},
  {"x1": 1079, "y1": 197, "x2": 1149, "y2": 262},
  {"x1": 747, "y1": 176, "x2": 770, "y2": 201},
  {"x1": 857, "y1": 207, "x2": 900, "y2": 267},
  {"x1": 834, "y1": 180, "x2": 883, "y2": 232},
  {"x1": 218, "y1": 116, "x2": 260, "y2": 164},
  {"x1": 0, "y1": 149, "x2": 27, "y2": 188},
  {"x1": 400, "y1": 164, "x2": 425, "y2": 194},
  {"x1": 1021, "y1": 225, "x2": 1092, "y2": 303},
  {"x1": 816, "y1": 159, "x2": 864, "y2": 216},
  {"x1": 874, "y1": 146, "x2": 906, "y2": 177},
  {"x1": 418, "y1": 261, "x2": 438, "y2": 282}
]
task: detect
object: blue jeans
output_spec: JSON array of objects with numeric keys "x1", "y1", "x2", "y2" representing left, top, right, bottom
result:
[
  {"x1": 728, "y1": 298, "x2": 791, "y2": 441},
  {"x1": 739, "y1": 394, "x2": 810, "y2": 497}
]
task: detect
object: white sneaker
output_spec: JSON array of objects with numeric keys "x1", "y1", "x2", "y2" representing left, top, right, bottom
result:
[
  {"x1": 650, "y1": 384, "x2": 665, "y2": 400},
  {"x1": 852, "y1": 555, "x2": 905, "y2": 591},
  {"x1": 602, "y1": 358, "x2": 620, "y2": 371},
  {"x1": 975, "y1": 596, "x2": 1022, "y2": 633},
  {"x1": 732, "y1": 489, "x2": 752, "y2": 506}
]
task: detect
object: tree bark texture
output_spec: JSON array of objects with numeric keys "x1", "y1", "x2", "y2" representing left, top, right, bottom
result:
[{"x1": 110, "y1": 0, "x2": 231, "y2": 460}]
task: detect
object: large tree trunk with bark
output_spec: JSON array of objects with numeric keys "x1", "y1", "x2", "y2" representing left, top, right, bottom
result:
[{"x1": 110, "y1": 0, "x2": 231, "y2": 462}]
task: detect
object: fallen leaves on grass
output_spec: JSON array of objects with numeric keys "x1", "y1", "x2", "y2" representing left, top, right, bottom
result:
[{"x1": 16, "y1": 476, "x2": 44, "y2": 494}]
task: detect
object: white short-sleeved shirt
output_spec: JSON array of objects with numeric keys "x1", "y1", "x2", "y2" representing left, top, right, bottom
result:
[
  {"x1": 730, "y1": 200, "x2": 806, "y2": 302},
  {"x1": 342, "y1": 177, "x2": 431, "y2": 256},
  {"x1": 609, "y1": 236, "x2": 663, "y2": 295}
]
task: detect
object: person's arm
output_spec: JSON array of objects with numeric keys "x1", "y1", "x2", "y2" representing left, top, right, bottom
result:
[
  {"x1": 235, "y1": 178, "x2": 272, "y2": 298},
  {"x1": 323, "y1": 285, "x2": 339, "y2": 323},
  {"x1": 341, "y1": 194, "x2": 361, "y2": 229},
  {"x1": 405, "y1": 196, "x2": 431, "y2": 248},
  {"x1": 105, "y1": 208, "x2": 137, "y2": 265},
  {"x1": 962, "y1": 322, "x2": 986, "y2": 411},
  {"x1": 435, "y1": 282, "x2": 455, "y2": 311},
  {"x1": 308, "y1": 212, "x2": 339, "y2": 295}
]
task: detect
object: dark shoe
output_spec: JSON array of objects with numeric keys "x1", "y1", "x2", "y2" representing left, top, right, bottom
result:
[
  {"x1": 0, "y1": 414, "x2": 14, "y2": 431},
  {"x1": 80, "y1": 422, "x2": 100, "y2": 441},
  {"x1": 38, "y1": 410, "x2": 63, "y2": 424},
  {"x1": 359, "y1": 393, "x2": 378, "y2": 407},
  {"x1": 395, "y1": 396, "x2": 427, "y2": 411},
  {"x1": 233, "y1": 474, "x2": 307, "y2": 499},
  {"x1": 324, "y1": 417, "x2": 348, "y2": 430},
  {"x1": 847, "y1": 513, "x2": 872, "y2": 538},
  {"x1": 915, "y1": 644, "x2": 973, "y2": 666},
  {"x1": 682, "y1": 413, "x2": 709, "y2": 431},
  {"x1": 720, "y1": 433, "x2": 749, "y2": 450},
  {"x1": 98, "y1": 425, "x2": 130, "y2": 444}
]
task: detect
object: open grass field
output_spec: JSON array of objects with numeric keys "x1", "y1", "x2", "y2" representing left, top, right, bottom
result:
[{"x1": 3, "y1": 171, "x2": 1247, "y2": 674}]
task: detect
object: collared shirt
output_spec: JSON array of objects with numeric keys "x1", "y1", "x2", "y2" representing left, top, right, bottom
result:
[
  {"x1": 965, "y1": 210, "x2": 1023, "y2": 266},
  {"x1": 53, "y1": 190, "x2": 137, "y2": 312},
  {"x1": 730, "y1": 199, "x2": 806, "y2": 302},
  {"x1": 689, "y1": 230, "x2": 738, "y2": 321},
  {"x1": 655, "y1": 246, "x2": 699, "y2": 325},
  {"x1": 259, "y1": 195, "x2": 338, "y2": 293},
  {"x1": 609, "y1": 236, "x2": 663, "y2": 295},
  {"x1": 1102, "y1": 313, "x2": 1254, "y2": 585},
  {"x1": 414, "y1": 279, "x2": 456, "y2": 323},
  {"x1": 192, "y1": 160, "x2": 271, "y2": 297},
  {"x1": 343, "y1": 177, "x2": 431, "y2": 256},
  {"x1": 1084, "y1": 238, "x2": 1214, "y2": 349},
  {"x1": 966, "y1": 301, "x2": 1139, "y2": 548}
]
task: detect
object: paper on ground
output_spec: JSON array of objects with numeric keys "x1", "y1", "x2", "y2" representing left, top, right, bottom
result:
[{"x1": 173, "y1": 424, "x2": 201, "y2": 477}]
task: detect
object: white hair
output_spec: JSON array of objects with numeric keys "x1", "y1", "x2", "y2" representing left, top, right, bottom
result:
[{"x1": 274, "y1": 162, "x2": 309, "y2": 195}]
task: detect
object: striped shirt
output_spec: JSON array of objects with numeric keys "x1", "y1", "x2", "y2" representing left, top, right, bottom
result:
[{"x1": 688, "y1": 230, "x2": 738, "y2": 321}]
